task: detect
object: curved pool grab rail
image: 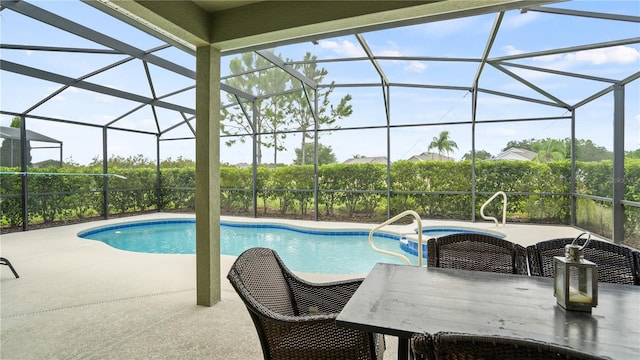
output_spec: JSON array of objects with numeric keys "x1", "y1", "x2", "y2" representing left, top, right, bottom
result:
[
  {"x1": 480, "y1": 191, "x2": 507, "y2": 227},
  {"x1": 369, "y1": 210, "x2": 423, "y2": 266}
]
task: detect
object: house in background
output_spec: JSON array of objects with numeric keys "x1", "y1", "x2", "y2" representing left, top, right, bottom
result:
[
  {"x1": 0, "y1": 126, "x2": 63, "y2": 167},
  {"x1": 342, "y1": 156, "x2": 387, "y2": 164},
  {"x1": 408, "y1": 152, "x2": 454, "y2": 162},
  {"x1": 492, "y1": 147, "x2": 537, "y2": 161}
]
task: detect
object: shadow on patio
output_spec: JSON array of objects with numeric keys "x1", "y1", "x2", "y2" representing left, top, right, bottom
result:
[{"x1": 1, "y1": 213, "x2": 403, "y2": 359}]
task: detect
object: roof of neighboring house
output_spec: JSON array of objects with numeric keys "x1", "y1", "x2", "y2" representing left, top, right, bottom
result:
[
  {"x1": 408, "y1": 152, "x2": 454, "y2": 162},
  {"x1": 0, "y1": 126, "x2": 62, "y2": 144},
  {"x1": 342, "y1": 156, "x2": 387, "y2": 164},
  {"x1": 492, "y1": 147, "x2": 537, "y2": 161}
]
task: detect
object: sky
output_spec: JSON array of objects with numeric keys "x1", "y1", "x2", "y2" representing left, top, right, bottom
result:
[{"x1": 1, "y1": 0, "x2": 639, "y2": 166}]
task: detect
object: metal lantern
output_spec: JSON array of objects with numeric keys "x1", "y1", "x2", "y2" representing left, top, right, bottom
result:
[{"x1": 554, "y1": 232, "x2": 598, "y2": 312}]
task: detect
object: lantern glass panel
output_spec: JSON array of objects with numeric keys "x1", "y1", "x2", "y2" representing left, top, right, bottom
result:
[
  {"x1": 554, "y1": 261, "x2": 566, "y2": 302},
  {"x1": 569, "y1": 265, "x2": 594, "y2": 304}
]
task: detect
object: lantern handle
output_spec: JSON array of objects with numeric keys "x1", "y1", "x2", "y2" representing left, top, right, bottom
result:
[{"x1": 571, "y1": 232, "x2": 592, "y2": 250}]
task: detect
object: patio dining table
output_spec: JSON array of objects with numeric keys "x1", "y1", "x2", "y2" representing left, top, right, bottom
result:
[{"x1": 336, "y1": 263, "x2": 640, "y2": 360}]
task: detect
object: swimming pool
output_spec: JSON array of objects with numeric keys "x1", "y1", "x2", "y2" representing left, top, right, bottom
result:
[
  {"x1": 78, "y1": 219, "x2": 416, "y2": 274},
  {"x1": 78, "y1": 219, "x2": 504, "y2": 274}
]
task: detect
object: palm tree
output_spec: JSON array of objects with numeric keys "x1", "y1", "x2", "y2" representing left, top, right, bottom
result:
[
  {"x1": 428, "y1": 130, "x2": 458, "y2": 158},
  {"x1": 534, "y1": 139, "x2": 566, "y2": 163}
]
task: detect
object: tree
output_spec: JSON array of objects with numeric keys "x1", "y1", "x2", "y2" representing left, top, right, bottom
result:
[
  {"x1": 428, "y1": 130, "x2": 458, "y2": 158},
  {"x1": 287, "y1": 52, "x2": 352, "y2": 165},
  {"x1": 221, "y1": 51, "x2": 289, "y2": 166},
  {"x1": 160, "y1": 156, "x2": 196, "y2": 168},
  {"x1": 502, "y1": 138, "x2": 613, "y2": 162},
  {"x1": 461, "y1": 150, "x2": 492, "y2": 160},
  {"x1": 572, "y1": 139, "x2": 612, "y2": 161},
  {"x1": 0, "y1": 116, "x2": 32, "y2": 167},
  {"x1": 293, "y1": 143, "x2": 337, "y2": 165},
  {"x1": 534, "y1": 139, "x2": 566, "y2": 163},
  {"x1": 502, "y1": 138, "x2": 536, "y2": 152},
  {"x1": 626, "y1": 148, "x2": 640, "y2": 159},
  {"x1": 89, "y1": 154, "x2": 154, "y2": 168}
]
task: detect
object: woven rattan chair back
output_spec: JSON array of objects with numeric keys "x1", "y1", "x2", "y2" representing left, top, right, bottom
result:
[
  {"x1": 634, "y1": 250, "x2": 640, "y2": 284},
  {"x1": 527, "y1": 238, "x2": 639, "y2": 285},
  {"x1": 411, "y1": 332, "x2": 610, "y2": 360},
  {"x1": 227, "y1": 247, "x2": 384, "y2": 360},
  {"x1": 228, "y1": 246, "x2": 296, "y2": 316},
  {"x1": 427, "y1": 233, "x2": 528, "y2": 275}
]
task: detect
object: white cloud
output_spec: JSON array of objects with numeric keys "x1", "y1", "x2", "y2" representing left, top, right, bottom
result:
[
  {"x1": 86, "y1": 114, "x2": 113, "y2": 125},
  {"x1": 318, "y1": 39, "x2": 365, "y2": 57},
  {"x1": 499, "y1": 45, "x2": 639, "y2": 81},
  {"x1": 320, "y1": 41, "x2": 425, "y2": 76},
  {"x1": 44, "y1": 86, "x2": 65, "y2": 102},
  {"x1": 117, "y1": 116, "x2": 155, "y2": 130},
  {"x1": 502, "y1": 10, "x2": 540, "y2": 29},
  {"x1": 404, "y1": 61, "x2": 427, "y2": 73},
  {"x1": 564, "y1": 46, "x2": 640, "y2": 65},
  {"x1": 503, "y1": 45, "x2": 640, "y2": 66},
  {"x1": 502, "y1": 46, "x2": 564, "y2": 75},
  {"x1": 358, "y1": 45, "x2": 428, "y2": 73},
  {"x1": 504, "y1": 66, "x2": 562, "y2": 82},
  {"x1": 422, "y1": 17, "x2": 478, "y2": 38},
  {"x1": 502, "y1": 45, "x2": 525, "y2": 56},
  {"x1": 379, "y1": 49, "x2": 401, "y2": 57},
  {"x1": 535, "y1": 54, "x2": 564, "y2": 63},
  {"x1": 93, "y1": 93, "x2": 114, "y2": 103},
  {"x1": 46, "y1": 86, "x2": 84, "y2": 102}
]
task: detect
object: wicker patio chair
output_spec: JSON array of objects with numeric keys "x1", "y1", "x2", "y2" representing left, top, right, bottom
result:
[
  {"x1": 0, "y1": 257, "x2": 19, "y2": 278},
  {"x1": 634, "y1": 250, "x2": 640, "y2": 284},
  {"x1": 410, "y1": 333, "x2": 435, "y2": 360},
  {"x1": 526, "y1": 236, "x2": 639, "y2": 285},
  {"x1": 426, "y1": 233, "x2": 528, "y2": 275},
  {"x1": 411, "y1": 332, "x2": 610, "y2": 360},
  {"x1": 227, "y1": 247, "x2": 385, "y2": 360}
]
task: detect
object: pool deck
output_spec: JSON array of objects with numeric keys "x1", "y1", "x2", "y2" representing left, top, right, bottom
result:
[{"x1": 1, "y1": 213, "x2": 593, "y2": 359}]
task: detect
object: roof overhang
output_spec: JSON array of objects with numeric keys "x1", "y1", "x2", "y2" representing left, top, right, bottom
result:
[{"x1": 88, "y1": 0, "x2": 562, "y2": 55}]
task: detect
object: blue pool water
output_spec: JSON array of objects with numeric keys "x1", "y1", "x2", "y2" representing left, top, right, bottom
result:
[{"x1": 78, "y1": 219, "x2": 417, "y2": 274}]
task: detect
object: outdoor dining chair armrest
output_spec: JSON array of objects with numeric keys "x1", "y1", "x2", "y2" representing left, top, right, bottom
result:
[{"x1": 282, "y1": 273, "x2": 364, "y2": 314}]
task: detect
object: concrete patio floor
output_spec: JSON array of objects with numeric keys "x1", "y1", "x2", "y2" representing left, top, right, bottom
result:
[{"x1": 1, "y1": 213, "x2": 591, "y2": 359}]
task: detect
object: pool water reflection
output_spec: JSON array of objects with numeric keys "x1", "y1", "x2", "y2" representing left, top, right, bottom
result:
[{"x1": 79, "y1": 219, "x2": 411, "y2": 274}]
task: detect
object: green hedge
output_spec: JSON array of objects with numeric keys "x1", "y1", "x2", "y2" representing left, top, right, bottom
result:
[
  {"x1": 160, "y1": 168, "x2": 197, "y2": 210},
  {"x1": 1, "y1": 161, "x2": 638, "y2": 247}
]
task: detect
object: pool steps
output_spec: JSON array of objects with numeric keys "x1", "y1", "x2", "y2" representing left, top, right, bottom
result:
[{"x1": 369, "y1": 210, "x2": 424, "y2": 266}]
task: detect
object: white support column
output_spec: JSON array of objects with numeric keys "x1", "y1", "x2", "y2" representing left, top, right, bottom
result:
[{"x1": 195, "y1": 45, "x2": 221, "y2": 306}]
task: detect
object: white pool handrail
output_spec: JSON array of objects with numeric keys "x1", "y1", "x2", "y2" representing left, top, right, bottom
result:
[
  {"x1": 368, "y1": 210, "x2": 423, "y2": 266},
  {"x1": 480, "y1": 191, "x2": 507, "y2": 227}
]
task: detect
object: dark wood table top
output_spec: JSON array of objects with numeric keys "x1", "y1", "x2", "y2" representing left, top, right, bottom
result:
[{"x1": 336, "y1": 263, "x2": 640, "y2": 360}]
